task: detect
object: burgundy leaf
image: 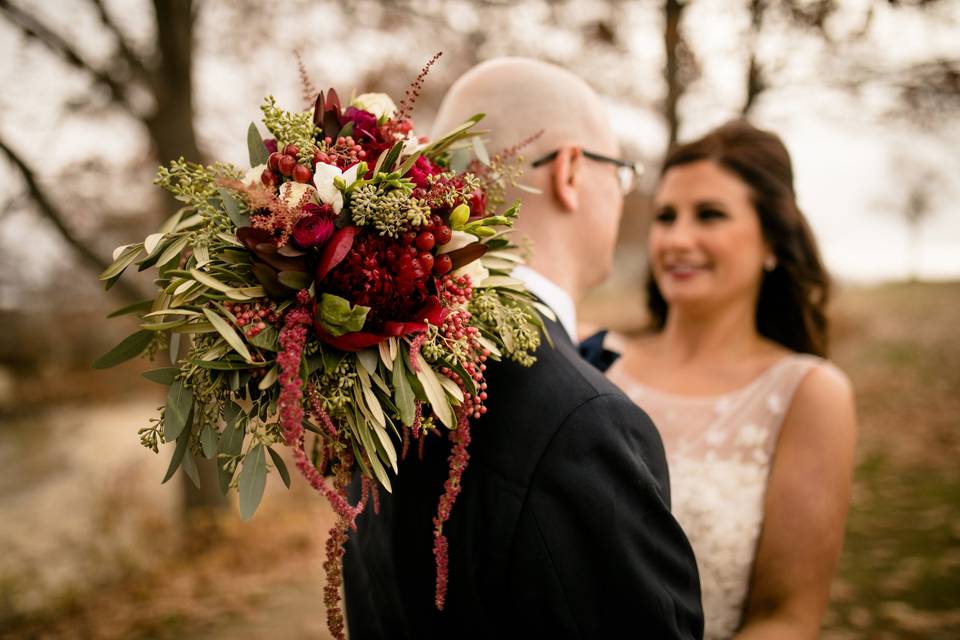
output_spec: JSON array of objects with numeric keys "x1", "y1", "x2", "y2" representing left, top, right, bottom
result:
[
  {"x1": 316, "y1": 225, "x2": 357, "y2": 280},
  {"x1": 445, "y1": 242, "x2": 488, "y2": 271}
]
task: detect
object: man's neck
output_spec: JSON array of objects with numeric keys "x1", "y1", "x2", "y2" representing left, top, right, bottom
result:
[{"x1": 512, "y1": 265, "x2": 579, "y2": 343}]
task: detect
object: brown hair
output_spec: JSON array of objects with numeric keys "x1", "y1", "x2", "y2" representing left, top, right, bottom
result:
[{"x1": 646, "y1": 120, "x2": 831, "y2": 356}]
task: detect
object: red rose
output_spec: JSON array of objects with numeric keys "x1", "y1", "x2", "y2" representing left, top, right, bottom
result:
[{"x1": 293, "y1": 214, "x2": 334, "y2": 249}]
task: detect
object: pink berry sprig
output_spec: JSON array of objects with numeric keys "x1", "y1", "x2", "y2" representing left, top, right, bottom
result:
[
  {"x1": 225, "y1": 300, "x2": 280, "y2": 339},
  {"x1": 315, "y1": 136, "x2": 366, "y2": 170}
]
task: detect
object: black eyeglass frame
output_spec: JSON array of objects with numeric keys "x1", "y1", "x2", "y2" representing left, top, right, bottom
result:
[{"x1": 531, "y1": 149, "x2": 643, "y2": 194}]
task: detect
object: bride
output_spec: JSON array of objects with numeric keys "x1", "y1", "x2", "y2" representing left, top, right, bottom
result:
[{"x1": 607, "y1": 121, "x2": 857, "y2": 639}]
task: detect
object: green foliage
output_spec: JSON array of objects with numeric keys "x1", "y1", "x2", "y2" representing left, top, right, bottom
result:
[
  {"x1": 317, "y1": 294, "x2": 370, "y2": 337},
  {"x1": 469, "y1": 289, "x2": 541, "y2": 366},
  {"x1": 348, "y1": 183, "x2": 430, "y2": 237},
  {"x1": 92, "y1": 330, "x2": 156, "y2": 369},
  {"x1": 260, "y1": 95, "x2": 319, "y2": 154}
]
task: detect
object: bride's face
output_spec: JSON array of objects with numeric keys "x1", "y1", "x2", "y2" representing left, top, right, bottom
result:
[{"x1": 650, "y1": 160, "x2": 770, "y2": 313}]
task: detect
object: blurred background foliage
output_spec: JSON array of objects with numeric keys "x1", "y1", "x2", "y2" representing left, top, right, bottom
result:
[{"x1": 0, "y1": 1, "x2": 957, "y2": 638}]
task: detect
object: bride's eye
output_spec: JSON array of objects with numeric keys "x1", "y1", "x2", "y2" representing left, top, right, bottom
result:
[
  {"x1": 654, "y1": 208, "x2": 676, "y2": 224},
  {"x1": 697, "y1": 207, "x2": 727, "y2": 222}
]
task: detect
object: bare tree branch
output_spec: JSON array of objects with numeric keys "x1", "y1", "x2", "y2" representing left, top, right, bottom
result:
[
  {"x1": 0, "y1": 136, "x2": 144, "y2": 303},
  {"x1": 90, "y1": 0, "x2": 155, "y2": 86},
  {"x1": 0, "y1": 0, "x2": 138, "y2": 114}
]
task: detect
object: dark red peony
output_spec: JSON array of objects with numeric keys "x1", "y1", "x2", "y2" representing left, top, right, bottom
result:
[
  {"x1": 314, "y1": 228, "x2": 446, "y2": 350},
  {"x1": 342, "y1": 107, "x2": 379, "y2": 142}
]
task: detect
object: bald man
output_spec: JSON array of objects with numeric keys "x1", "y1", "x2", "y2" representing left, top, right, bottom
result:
[{"x1": 343, "y1": 58, "x2": 704, "y2": 639}]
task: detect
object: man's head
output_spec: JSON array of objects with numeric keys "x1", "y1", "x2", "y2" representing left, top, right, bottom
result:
[{"x1": 432, "y1": 57, "x2": 625, "y2": 301}]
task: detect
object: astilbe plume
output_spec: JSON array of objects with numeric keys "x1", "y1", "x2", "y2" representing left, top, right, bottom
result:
[
  {"x1": 429, "y1": 274, "x2": 490, "y2": 610},
  {"x1": 295, "y1": 50, "x2": 318, "y2": 110},
  {"x1": 278, "y1": 290, "x2": 380, "y2": 640},
  {"x1": 395, "y1": 51, "x2": 443, "y2": 122}
]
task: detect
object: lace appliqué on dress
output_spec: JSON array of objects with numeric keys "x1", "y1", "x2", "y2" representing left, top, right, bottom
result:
[{"x1": 610, "y1": 355, "x2": 819, "y2": 640}]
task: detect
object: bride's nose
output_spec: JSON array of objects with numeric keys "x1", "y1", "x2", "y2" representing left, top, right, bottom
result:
[{"x1": 659, "y1": 212, "x2": 698, "y2": 249}]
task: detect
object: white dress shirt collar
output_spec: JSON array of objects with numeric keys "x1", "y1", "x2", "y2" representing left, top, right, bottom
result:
[{"x1": 511, "y1": 265, "x2": 578, "y2": 343}]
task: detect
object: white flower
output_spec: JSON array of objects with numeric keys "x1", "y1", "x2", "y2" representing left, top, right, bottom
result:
[
  {"x1": 437, "y1": 230, "x2": 476, "y2": 255},
  {"x1": 244, "y1": 163, "x2": 267, "y2": 187},
  {"x1": 312, "y1": 162, "x2": 361, "y2": 214},
  {"x1": 277, "y1": 182, "x2": 319, "y2": 210},
  {"x1": 402, "y1": 133, "x2": 426, "y2": 156},
  {"x1": 351, "y1": 93, "x2": 397, "y2": 119},
  {"x1": 453, "y1": 258, "x2": 489, "y2": 287}
]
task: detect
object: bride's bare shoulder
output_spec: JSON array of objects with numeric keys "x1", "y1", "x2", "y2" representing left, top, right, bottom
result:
[{"x1": 607, "y1": 330, "x2": 660, "y2": 368}]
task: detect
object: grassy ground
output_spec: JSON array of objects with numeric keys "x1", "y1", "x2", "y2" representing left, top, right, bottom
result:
[
  {"x1": 1, "y1": 281, "x2": 957, "y2": 638},
  {"x1": 821, "y1": 282, "x2": 960, "y2": 639}
]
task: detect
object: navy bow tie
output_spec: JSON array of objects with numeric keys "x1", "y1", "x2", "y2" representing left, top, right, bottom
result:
[{"x1": 578, "y1": 330, "x2": 620, "y2": 373}]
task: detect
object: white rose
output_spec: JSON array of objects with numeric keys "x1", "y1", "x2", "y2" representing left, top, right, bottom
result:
[
  {"x1": 278, "y1": 182, "x2": 319, "y2": 210},
  {"x1": 452, "y1": 259, "x2": 489, "y2": 287},
  {"x1": 244, "y1": 163, "x2": 267, "y2": 187},
  {"x1": 351, "y1": 93, "x2": 397, "y2": 119}
]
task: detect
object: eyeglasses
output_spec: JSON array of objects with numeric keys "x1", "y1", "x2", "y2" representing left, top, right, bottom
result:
[{"x1": 531, "y1": 149, "x2": 643, "y2": 195}]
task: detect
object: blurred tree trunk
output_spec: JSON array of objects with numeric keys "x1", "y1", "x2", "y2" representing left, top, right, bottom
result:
[
  {"x1": 662, "y1": 0, "x2": 685, "y2": 147},
  {"x1": 741, "y1": 0, "x2": 768, "y2": 115},
  {"x1": 0, "y1": 0, "x2": 224, "y2": 517},
  {"x1": 147, "y1": 0, "x2": 224, "y2": 515}
]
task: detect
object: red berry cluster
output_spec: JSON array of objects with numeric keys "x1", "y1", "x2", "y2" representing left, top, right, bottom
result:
[
  {"x1": 225, "y1": 299, "x2": 279, "y2": 339},
  {"x1": 399, "y1": 214, "x2": 454, "y2": 276},
  {"x1": 264, "y1": 143, "x2": 312, "y2": 187}
]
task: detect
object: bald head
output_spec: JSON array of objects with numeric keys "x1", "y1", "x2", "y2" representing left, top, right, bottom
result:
[
  {"x1": 432, "y1": 57, "x2": 617, "y2": 160},
  {"x1": 432, "y1": 58, "x2": 624, "y2": 302}
]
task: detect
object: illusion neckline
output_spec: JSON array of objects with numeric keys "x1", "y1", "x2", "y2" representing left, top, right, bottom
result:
[{"x1": 614, "y1": 355, "x2": 800, "y2": 403}]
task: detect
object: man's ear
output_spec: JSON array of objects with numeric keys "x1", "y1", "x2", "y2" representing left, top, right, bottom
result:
[{"x1": 551, "y1": 146, "x2": 581, "y2": 212}]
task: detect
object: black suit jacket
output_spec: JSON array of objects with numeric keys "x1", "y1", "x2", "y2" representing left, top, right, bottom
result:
[{"x1": 343, "y1": 318, "x2": 704, "y2": 639}]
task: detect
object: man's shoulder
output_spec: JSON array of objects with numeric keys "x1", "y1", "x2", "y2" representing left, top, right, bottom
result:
[{"x1": 473, "y1": 330, "x2": 664, "y2": 489}]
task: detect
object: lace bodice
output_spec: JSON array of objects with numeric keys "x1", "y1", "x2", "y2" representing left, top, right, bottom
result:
[{"x1": 608, "y1": 354, "x2": 819, "y2": 640}]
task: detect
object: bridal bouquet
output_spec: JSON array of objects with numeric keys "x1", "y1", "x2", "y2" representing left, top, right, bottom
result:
[{"x1": 94, "y1": 55, "x2": 546, "y2": 638}]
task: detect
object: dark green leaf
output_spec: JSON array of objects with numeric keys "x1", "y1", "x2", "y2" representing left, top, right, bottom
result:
[
  {"x1": 189, "y1": 358, "x2": 257, "y2": 370},
  {"x1": 99, "y1": 244, "x2": 143, "y2": 281},
  {"x1": 218, "y1": 188, "x2": 249, "y2": 228},
  {"x1": 200, "y1": 424, "x2": 217, "y2": 459},
  {"x1": 336, "y1": 121, "x2": 354, "y2": 138},
  {"x1": 238, "y1": 444, "x2": 267, "y2": 520},
  {"x1": 152, "y1": 235, "x2": 190, "y2": 271},
  {"x1": 92, "y1": 330, "x2": 154, "y2": 369},
  {"x1": 377, "y1": 141, "x2": 404, "y2": 175},
  {"x1": 164, "y1": 380, "x2": 193, "y2": 442},
  {"x1": 162, "y1": 429, "x2": 189, "y2": 484},
  {"x1": 107, "y1": 298, "x2": 153, "y2": 318},
  {"x1": 217, "y1": 405, "x2": 244, "y2": 495},
  {"x1": 392, "y1": 348, "x2": 416, "y2": 427},
  {"x1": 142, "y1": 367, "x2": 178, "y2": 385},
  {"x1": 267, "y1": 447, "x2": 291, "y2": 489},
  {"x1": 277, "y1": 270, "x2": 312, "y2": 290},
  {"x1": 203, "y1": 308, "x2": 254, "y2": 363},
  {"x1": 247, "y1": 122, "x2": 269, "y2": 167},
  {"x1": 182, "y1": 451, "x2": 201, "y2": 488},
  {"x1": 247, "y1": 325, "x2": 279, "y2": 351}
]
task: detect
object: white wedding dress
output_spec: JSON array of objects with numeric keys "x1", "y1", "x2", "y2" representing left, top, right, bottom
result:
[{"x1": 608, "y1": 354, "x2": 819, "y2": 639}]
